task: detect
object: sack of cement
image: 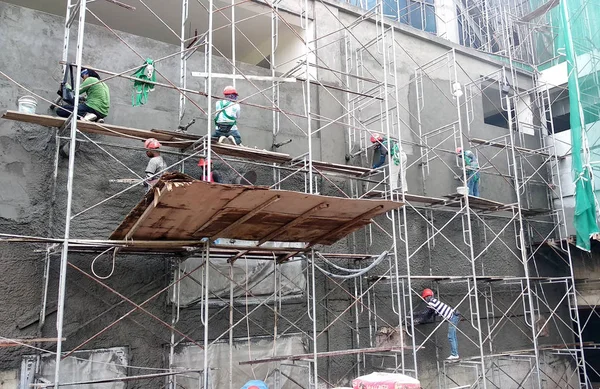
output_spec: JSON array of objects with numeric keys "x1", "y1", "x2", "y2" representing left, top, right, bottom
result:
[{"x1": 353, "y1": 372, "x2": 421, "y2": 389}]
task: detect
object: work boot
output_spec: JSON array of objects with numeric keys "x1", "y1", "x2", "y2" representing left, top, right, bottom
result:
[
  {"x1": 82, "y1": 113, "x2": 98, "y2": 122},
  {"x1": 227, "y1": 135, "x2": 237, "y2": 145},
  {"x1": 218, "y1": 136, "x2": 227, "y2": 144},
  {"x1": 446, "y1": 355, "x2": 459, "y2": 360}
]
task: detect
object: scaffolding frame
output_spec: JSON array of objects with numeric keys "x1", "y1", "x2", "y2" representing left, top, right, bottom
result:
[{"x1": 0, "y1": 0, "x2": 595, "y2": 388}]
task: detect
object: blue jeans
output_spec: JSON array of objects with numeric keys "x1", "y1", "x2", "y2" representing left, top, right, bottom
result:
[
  {"x1": 212, "y1": 125, "x2": 242, "y2": 145},
  {"x1": 448, "y1": 313, "x2": 460, "y2": 356},
  {"x1": 56, "y1": 100, "x2": 104, "y2": 119},
  {"x1": 467, "y1": 174, "x2": 480, "y2": 197}
]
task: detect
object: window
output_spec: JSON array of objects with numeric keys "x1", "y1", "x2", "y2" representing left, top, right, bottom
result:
[
  {"x1": 345, "y1": 0, "x2": 436, "y2": 34},
  {"x1": 482, "y1": 82, "x2": 514, "y2": 129}
]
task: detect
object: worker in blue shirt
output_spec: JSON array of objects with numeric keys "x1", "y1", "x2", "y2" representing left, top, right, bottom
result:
[
  {"x1": 371, "y1": 133, "x2": 408, "y2": 193},
  {"x1": 456, "y1": 147, "x2": 480, "y2": 197}
]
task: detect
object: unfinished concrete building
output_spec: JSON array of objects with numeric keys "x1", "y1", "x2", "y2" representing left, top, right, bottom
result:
[{"x1": 0, "y1": 0, "x2": 599, "y2": 387}]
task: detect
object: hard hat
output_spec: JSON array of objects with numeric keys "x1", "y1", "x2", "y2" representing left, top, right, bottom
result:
[
  {"x1": 198, "y1": 158, "x2": 212, "y2": 167},
  {"x1": 421, "y1": 288, "x2": 434, "y2": 299},
  {"x1": 456, "y1": 147, "x2": 463, "y2": 154},
  {"x1": 370, "y1": 133, "x2": 383, "y2": 143},
  {"x1": 223, "y1": 85, "x2": 238, "y2": 96},
  {"x1": 144, "y1": 138, "x2": 161, "y2": 149},
  {"x1": 241, "y1": 380, "x2": 268, "y2": 389}
]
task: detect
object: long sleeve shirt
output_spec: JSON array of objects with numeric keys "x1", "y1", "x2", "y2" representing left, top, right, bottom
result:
[{"x1": 413, "y1": 297, "x2": 457, "y2": 324}]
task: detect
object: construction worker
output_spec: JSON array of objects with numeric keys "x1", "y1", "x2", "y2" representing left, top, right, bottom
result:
[
  {"x1": 197, "y1": 158, "x2": 222, "y2": 183},
  {"x1": 413, "y1": 288, "x2": 461, "y2": 360},
  {"x1": 144, "y1": 138, "x2": 167, "y2": 192},
  {"x1": 212, "y1": 86, "x2": 242, "y2": 145},
  {"x1": 56, "y1": 69, "x2": 110, "y2": 122},
  {"x1": 370, "y1": 133, "x2": 408, "y2": 193},
  {"x1": 456, "y1": 147, "x2": 480, "y2": 197}
]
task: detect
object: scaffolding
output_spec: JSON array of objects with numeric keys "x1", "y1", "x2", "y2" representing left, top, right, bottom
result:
[{"x1": 0, "y1": 0, "x2": 596, "y2": 388}]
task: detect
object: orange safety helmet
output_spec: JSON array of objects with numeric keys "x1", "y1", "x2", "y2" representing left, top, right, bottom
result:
[
  {"x1": 144, "y1": 138, "x2": 161, "y2": 149},
  {"x1": 197, "y1": 158, "x2": 212, "y2": 167},
  {"x1": 421, "y1": 288, "x2": 434, "y2": 299},
  {"x1": 370, "y1": 133, "x2": 384, "y2": 143},
  {"x1": 223, "y1": 85, "x2": 238, "y2": 96}
]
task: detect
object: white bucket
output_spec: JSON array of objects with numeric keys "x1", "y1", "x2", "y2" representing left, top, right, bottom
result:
[
  {"x1": 457, "y1": 186, "x2": 469, "y2": 195},
  {"x1": 18, "y1": 96, "x2": 37, "y2": 114}
]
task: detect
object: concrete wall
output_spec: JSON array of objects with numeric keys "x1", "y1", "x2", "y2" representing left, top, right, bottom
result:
[{"x1": 0, "y1": 1, "x2": 580, "y2": 388}]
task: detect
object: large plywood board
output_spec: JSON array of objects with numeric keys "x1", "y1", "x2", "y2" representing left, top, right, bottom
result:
[{"x1": 110, "y1": 173, "x2": 402, "y2": 245}]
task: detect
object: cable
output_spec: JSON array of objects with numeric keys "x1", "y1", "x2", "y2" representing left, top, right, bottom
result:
[
  {"x1": 309, "y1": 251, "x2": 389, "y2": 279},
  {"x1": 91, "y1": 247, "x2": 117, "y2": 279}
]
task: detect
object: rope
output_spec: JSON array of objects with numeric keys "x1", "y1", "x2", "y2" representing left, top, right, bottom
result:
[{"x1": 91, "y1": 247, "x2": 117, "y2": 279}]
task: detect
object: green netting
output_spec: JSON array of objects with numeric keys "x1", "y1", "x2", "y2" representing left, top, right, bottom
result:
[{"x1": 557, "y1": 0, "x2": 600, "y2": 250}]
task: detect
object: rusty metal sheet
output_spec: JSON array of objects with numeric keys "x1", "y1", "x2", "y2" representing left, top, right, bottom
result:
[{"x1": 110, "y1": 173, "x2": 403, "y2": 245}]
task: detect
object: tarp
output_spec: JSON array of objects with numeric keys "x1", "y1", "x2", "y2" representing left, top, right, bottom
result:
[
  {"x1": 171, "y1": 335, "x2": 306, "y2": 389},
  {"x1": 559, "y1": 0, "x2": 600, "y2": 250},
  {"x1": 170, "y1": 242, "x2": 306, "y2": 307},
  {"x1": 20, "y1": 347, "x2": 128, "y2": 389}
]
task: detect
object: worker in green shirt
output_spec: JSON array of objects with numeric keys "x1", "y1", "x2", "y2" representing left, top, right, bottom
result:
[{"x1": 56, "y1": 69, "x2": 110, "y2": 122}]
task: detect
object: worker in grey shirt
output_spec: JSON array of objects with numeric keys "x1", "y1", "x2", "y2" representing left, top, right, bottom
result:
[{"x1": 144, "y1": 138, "x2": 167, "y2": 192}]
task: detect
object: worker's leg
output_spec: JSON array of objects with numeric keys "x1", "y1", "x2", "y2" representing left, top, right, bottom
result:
[
  {"x1": 228, "y1": 129, "x2": 242, "y2": 145},
  {"x1": 56, "y1": 103, "x2": 94, "y2": 118},
  {"x1": 389, "y1": 161, "x2": 400, "y2": 190},
  {"x1": 472, "y1": 176, "x2": 480, "y2": 197},
  {"x1": 448, "y1": 313, "x2": 460, "y2": 357},
  {"x1": 401, "y1": 151, "x2": 408, "y2": 193},
  {"x1": 467, "y1": 174, "x2": 476, "y2": 196}
]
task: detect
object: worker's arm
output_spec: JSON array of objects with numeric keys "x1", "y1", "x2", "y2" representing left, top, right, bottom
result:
[
  {"x1": 412, "y1": 307, "x2": 435, "y2": 325},
  {"x1": 145, "y1": 159, "x2": 158, "y2": 179}
]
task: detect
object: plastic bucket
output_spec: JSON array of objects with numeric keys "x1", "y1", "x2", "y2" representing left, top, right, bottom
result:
[
  {"x1": 18, "y1": 96, "x2": 37, "y2": 114},
  {"x1": 457, "y1": 186, "x2": 469, "y2": 195}
]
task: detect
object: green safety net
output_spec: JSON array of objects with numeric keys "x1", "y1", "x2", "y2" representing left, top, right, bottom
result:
[
  {"x1": 559, "y1": 0, "x2": 600, "y2": 250},
  {"x1": 528, "y1": 0, "x2": 600, "y2": 249}
]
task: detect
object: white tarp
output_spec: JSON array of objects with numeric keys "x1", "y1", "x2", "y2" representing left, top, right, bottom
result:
[
  {"x1": 172, "y1": 241, "x2": 306, "y2": 307},
  {"x1": 20, "y1": 347, "x2": 128, "y2": 389},
  {"x1": 171, "y1": 335, "x2": 307, "y2": 389}
]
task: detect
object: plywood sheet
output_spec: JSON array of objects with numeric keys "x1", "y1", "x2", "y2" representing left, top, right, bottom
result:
[{"x1": 110, "y1": 173, "x2": 402, "y2": 245}]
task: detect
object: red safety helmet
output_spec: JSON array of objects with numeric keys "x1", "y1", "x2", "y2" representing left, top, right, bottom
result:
[
  {"x1": 197, "y1": 158, "x2": 212, "y2": 167},
  {"x1": 456, "y1": 147, "x2": 463, "y2": 154},
  {"x1": 370, "y1": 133, "x2": 384, "y2": 143},
  {"x1": 421, "y1": 288, "x2": 434, "y2": 299},
  {"x1": 223, "y1": 85, "x2": 238, "y2": 96},
  {"x1": 144, "y1": 138, "x2": 161, "y2": 150}
]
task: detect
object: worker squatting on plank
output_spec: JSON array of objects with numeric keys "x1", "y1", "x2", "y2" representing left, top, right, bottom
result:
[
  {"x1": 412, "y1": 288, "x2": 461, "y2": 360},
  {"x1": 370, "y1": 133, "x2": 408, "y2": 193},
  {"x1": 456, "y1": 147, "x2": 480, "y2": 197},
  {"x1": 212, "y1": 85, "x2": 243, "y2": 146},
  {"x1": 144, "y1": 138, "x2": 168, "y2": 192},
  {"x1": 55, "y1": 68, "x2": 110, "y2": 123}
]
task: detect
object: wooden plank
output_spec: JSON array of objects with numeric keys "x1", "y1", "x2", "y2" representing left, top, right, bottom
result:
[
  {"x1": 211, "y1": 195, "x2": 281, "y2": 239},
  {"x1": 110, "y1": 173, "x2": 402, "y2": 245},
  {"x1": 124, "y1": 186, "x2": 169, "y2": 240},
  {"x1": 258, "y1": 202, "x2": 329, "y2": 245},
  {"x1": 0, "y1": 338, "x2": 65, "y2": 347},
  {"x1": 2, "y1": 110, "x2": 194, "y2": 148},
  {"x1": 211, "y1": 142, "x2": 292, "y2": 164}
]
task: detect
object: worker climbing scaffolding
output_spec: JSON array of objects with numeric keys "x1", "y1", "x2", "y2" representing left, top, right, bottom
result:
[
  {"x1": 212, "y1": 85, "x2": 243, "y2": 146},
  {"x1": 412, "y1": 288, "x2": 461, "y2": 360}
]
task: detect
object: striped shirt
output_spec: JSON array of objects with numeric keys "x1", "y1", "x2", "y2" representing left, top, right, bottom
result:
[{"x1": 427, "y1": 297, "x2": 456, "y2": 321}]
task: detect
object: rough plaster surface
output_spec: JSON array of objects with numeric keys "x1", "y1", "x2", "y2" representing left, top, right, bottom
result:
[{"x1": 0, "y1": 1, "x2": 582, "y2": 388}]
